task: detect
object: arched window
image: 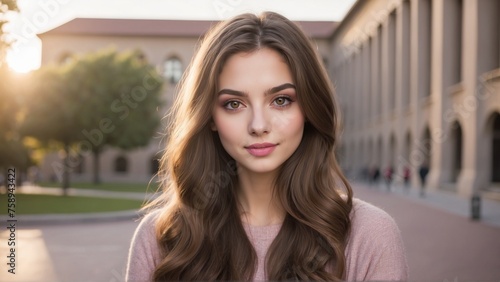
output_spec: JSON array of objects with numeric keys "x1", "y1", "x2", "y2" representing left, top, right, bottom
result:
[
  {"x1": 388, "y1": 134, "x2": 396, "y2": 167},
  {"x1": 421, "y1": 126, "x2": 432, "y2": 168},
  {"x1": 150, "y1": 155, "x2": 160, "y2": 175},
  {"x1": 451, "y1": 121, "x2": 463, "y2": 182},
  {"x1": 492, "y1": 113, "x2": 500, "y2": 182},
  {"x1": 114, "y1": 156, "x2": 128, "y2": 173},
  {"x1": 162, "y1": 56, "x2": 183, "y2": 84}
]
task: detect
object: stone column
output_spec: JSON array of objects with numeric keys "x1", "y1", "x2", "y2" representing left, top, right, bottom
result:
[
  {"x1": 426, "y1": 0, "x2": 446, "y2": 192},
  {"x1": 456, "y1": 0, "x2": 479, "y2": 197}
]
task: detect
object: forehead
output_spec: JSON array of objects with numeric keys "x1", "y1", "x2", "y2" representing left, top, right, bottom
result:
[{"x1": 218, "y1": 48, "x2": 293, "y2": 89}]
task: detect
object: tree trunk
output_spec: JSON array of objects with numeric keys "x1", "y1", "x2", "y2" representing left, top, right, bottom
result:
[
  {"x1": 62, "y1": 143, "x2": 70, "y2": 196},
  {"x1": 2, "y1": 170, "x2": 7, "y2": 190},
  {"x1": 15, "y1": 170, "x2": 22, "y2": 188},
  {"x1": 93, "y1": 149, "x2": 101, "y2": 185}
]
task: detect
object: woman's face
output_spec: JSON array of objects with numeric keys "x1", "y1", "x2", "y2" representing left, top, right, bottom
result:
[{"x1": 212, "y1": 48, "x2": 305, "y2": 175}]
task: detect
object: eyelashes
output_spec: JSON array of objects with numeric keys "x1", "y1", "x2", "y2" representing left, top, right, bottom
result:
[
  {"x1": 273, "y1": 96, "x2": 292, "y2": 107},
  {"x1": 224, "y1": 100, "x2": 242, "y2": 110},
  {"x1": 222, "y1": 95, "x2": 295, "y2": 111}
]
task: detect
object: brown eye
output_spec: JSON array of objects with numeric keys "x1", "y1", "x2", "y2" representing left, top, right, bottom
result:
[
  {"x1": 273, "y1": 96, "x2": 291, "y2": 107},
  {"x1": 224, "y1": 100, "x2": 242, "y2": 110}
]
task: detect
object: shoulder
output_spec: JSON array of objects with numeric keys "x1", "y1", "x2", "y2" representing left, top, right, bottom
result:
[
  {"x1": 125, "y1": 209, "x2": 163, "y2": 282},
  {"x1": 350, "y1": 198, "x2": 398, "y2": 233},
  {"x1": 129, "y1": 209, "x2": 162, "y2": 251},
  {"x1": 345, "y1": 198, "x2": 408, "y2": 281},
  {"x1": 348, "y1": 198, "x2": 402, "y2": 253},
  {"x1": 135, "y1": 209, "x2": 161, "y2": 238}
]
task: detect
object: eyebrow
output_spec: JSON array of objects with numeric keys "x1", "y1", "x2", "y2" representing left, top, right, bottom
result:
[{"x1": 217, "y1": 83, "x2": 296, "y2": 97}]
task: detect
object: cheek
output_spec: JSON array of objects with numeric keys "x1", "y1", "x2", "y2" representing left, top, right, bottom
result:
[
  {"x1": 273, "y1": 111, "x2": 305, "y2": 134},
  {"x1": 213, "y1": 115, "x2": 241, "y2": 141},
  {"x1": 211, "y1": 109, "x2": 226, "y2": 132}
]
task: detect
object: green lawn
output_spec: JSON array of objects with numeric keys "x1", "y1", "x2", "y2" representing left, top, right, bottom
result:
[
  {"x1": 0, "y1": 194, "x2": 145, "y2": 215},
  {"x1": 37, "y1": 181, "x2": 160, "y2": 193}
]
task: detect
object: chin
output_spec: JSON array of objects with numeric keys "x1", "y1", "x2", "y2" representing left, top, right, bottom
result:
[{"x1": 241, "y1": 162, "x2": 283, "y2": 174}]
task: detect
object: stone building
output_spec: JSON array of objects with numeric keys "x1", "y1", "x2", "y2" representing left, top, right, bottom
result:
[
  {"x1": 331, "y1": 0, "x2": 500, "y2": 197},
  {"x1": 37, "y1": 17, "x2": 336, "y2": 183}
]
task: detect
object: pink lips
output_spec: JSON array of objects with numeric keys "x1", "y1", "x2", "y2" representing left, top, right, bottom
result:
[{"x1": 245, "y1": 143, "x2": 277, "y2": 157}]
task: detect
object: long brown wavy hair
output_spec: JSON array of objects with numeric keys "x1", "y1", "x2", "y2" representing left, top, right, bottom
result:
[{"x1": 146, "y1": 11, "x2": 353, "y2": 281}]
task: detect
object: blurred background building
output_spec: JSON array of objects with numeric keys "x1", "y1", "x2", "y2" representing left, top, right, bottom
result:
[
  {"x1": 331, "y1": 0, "x2": 500, "y2": 197},
  {"x1": 36, "y1": 17, "x2": 336, "y2": 183}
]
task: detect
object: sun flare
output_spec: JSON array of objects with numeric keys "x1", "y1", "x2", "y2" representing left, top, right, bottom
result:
[{"x1": 6, "y1": 43, "x2": 41, "y2": 73}]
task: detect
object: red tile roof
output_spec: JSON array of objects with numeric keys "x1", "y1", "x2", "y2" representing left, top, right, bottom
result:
[{"x1": 39, "y1": 18, "x2": 337, "y2": 39}]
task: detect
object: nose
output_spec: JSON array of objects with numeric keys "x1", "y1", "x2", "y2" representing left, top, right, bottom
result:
[{"x1": 248, "y1": 107, "x2": 269, "y2": 136}]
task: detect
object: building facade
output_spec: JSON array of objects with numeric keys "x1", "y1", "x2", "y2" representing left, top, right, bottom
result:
[
  {"x1": 331, "y1": 0, "x2": 500, "y2": 197},
  {"x1": 37, "y1": 17, "x2": 336, "y2": 183}
]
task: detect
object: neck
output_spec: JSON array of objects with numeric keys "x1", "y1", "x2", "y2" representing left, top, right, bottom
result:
[{"x1": 237, "y1": 167, "x2": 285, "y2": 226}]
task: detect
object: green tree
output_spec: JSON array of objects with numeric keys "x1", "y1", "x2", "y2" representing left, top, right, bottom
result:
[
  {"x1": 71, "y1": 48, "x2": 164, "y2": 184},
  {"x1": 0, "y1": 0, "x2": 31, "y2": 185},
  {"x1": 0, "y1": 69, "x2": 29, "y2": 171},
  {"x1": 22, "y1": 48, "x2": 164, "y2": 190},
  {"x1": 21, "y1": 63, "x2": 85, "y2": 194}
]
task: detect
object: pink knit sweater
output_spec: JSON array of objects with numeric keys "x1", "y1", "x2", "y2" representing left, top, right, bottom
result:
[{"x1": 126, "y1": 198, "x2": 408, "y2": 281}]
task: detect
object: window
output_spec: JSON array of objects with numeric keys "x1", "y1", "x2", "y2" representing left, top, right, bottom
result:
[
  {"x1": 477, "y1": 0, "x2": 500, "y2": 73},
  {"x1": 162, "y1": 56, "x2": 183, "y2": 84},
  {"x1": 451, "y1": 121, "x2": 463, "y2": 182},
  {"x1": 492, "y1": 113, "x2": 500, "y2": 182},
  {"x1": 401, "y1": 1, "x2": 411, "y2": 106},
  {"x1": 443, "y1": 0, "x2": 463, "y2": 86},
  {"x1": 150, "y1": 155, "x2": 160, "y2": 175},
  {"x1": 388, "y1": 11, "x2": 396, "y2": 111},
  {"x1": 419, "y1": 0, "x2": 432, "y2": 97},
  {"x1": 114, "y1": 156, "x2": 128, "y2": 173}
]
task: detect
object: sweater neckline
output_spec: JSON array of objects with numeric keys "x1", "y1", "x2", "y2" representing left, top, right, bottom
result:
[{"x1": 242, "y1": 222, "x2": 282, "y2": 240}]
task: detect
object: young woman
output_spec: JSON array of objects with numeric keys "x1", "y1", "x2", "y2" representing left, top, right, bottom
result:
[{"x1": 126, "y1": 12, "x2": 408, "y2": 281}]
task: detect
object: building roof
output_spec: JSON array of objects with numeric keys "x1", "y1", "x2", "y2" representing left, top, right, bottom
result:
[
  {"x1": 330, "y1": 0, "x2": 364, "y2": 41},
  {"x1": 38, "y1": 17, "x2": 338, "y2": 39}
]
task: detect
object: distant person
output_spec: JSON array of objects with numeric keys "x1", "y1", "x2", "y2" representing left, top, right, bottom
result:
[
  {"x1": 384, "y1": 166, "x2": 394, "y2": 191},
  {"x1": 126, "y1": 12, "x2": 408, "y2": 281},
  {"x1": 371, "y1": 166, "x2": 381, "y2": 187},
  {"x1": 419, "y1": 164, "x2": 430, "y2": 197},
  {"x1": 403, "y1": 166, "x2": 411, "y2": 190}
]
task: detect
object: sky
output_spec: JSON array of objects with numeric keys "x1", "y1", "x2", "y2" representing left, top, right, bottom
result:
[{"x1": 4, "y1": 0, "x2": 357, "y2": 73}]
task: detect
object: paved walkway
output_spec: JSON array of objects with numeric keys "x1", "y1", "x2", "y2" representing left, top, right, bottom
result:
[
  {"x1": 0, "y1": 220, "x2": 137, "y2": 282},
  {"x1": 357, "y1": 180, "x2": 500, "y2": 228},
  {"x1": 351, "y1": 182, "x2": 500, "y2": 280}
]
